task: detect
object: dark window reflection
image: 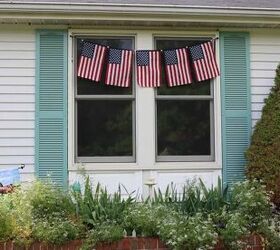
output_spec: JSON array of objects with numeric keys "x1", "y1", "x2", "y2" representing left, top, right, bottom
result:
[
  {"x1": 76, "y1": 38, "x2": 133, "y2": 95},
  {"x1": 157, "y1": 100, "x2": 211, "y2": 156},
  {"x1": 77, "y1": 100, "x2": 133, "y2": 157},
  {"x1": 156, "y1": 39, "x2": 208, "y2": 50},
  {"x1": 157, "y1": 80, "x2": 210, "y2": 95}
]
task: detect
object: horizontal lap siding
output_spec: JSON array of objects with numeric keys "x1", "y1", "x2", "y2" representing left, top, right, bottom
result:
[
  {"x1": 0, "y1": 29, "x2": 35, "y2": 183},
  {"x1": 250, "y1": 31, "x2": 280, "y2": 128}
]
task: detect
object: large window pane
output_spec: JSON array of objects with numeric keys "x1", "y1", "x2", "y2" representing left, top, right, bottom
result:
[
  {"x1": 77, "y1": 100, "x2": 133, "y2": 157},
  {"x1": 157, "y1": 100, "x2": 211, "y2": 156},
  {"x1": 76, "y1": 38, "x2": 133, "y2": 95}
]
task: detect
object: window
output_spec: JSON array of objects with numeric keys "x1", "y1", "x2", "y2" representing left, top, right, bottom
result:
[
  {"x1": 75, "y1": 37, "x2": 135, "y2": 162},
  {"x1": 155, "y1": 38, "x2": 215, "y2": 162},
  {"x1": 73, "y1": 34, "x2": 217, "y2": 165}
]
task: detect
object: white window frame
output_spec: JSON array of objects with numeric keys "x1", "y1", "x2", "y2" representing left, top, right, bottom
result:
[{"x1": 68, "y1": 29, "x2": 222, "y2": 172}]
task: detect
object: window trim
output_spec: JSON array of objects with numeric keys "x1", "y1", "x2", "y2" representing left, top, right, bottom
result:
[
  {"x1": 68, "y1": 29, "x2": 222, "y2": 172},
  {"x1": 74, "y1": 36, "x2": 136, "y2": 163}
]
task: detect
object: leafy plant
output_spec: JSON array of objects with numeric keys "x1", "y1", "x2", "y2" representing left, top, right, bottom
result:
[
  {"x1": 212, "y1": 208, "x2": 250, "y2": 250},
  {"x1": 262, "y1": 212, "x2": 280, "y2": 249},
  {"x1": 152, "y1": 177, "x2": 228, "y2": 215},
  {"x1": 72, "y1": 176, "x2": 135, "y2": 229},
  {"x1": 32, "y1": 217, "x2": 84, "y2": 245},
  {"x1": 246, "y1": 64, "x2": 280, "y2": 207},
  {"x1": 28, "y1": 181, "x2": 76, "y2": 220},
  {"x1": 1, "y1": 187, "x2": 33, "y2": 245},
  {"x1": 0, "y1": 203, "x2": 13, "y2": 241},
  {"x1": 83, "y1": 222, "x2": 123, "y2": 249},
  {"x1": 211, "y1": 180, "x2": 278, "y2": 249},
  {"x1": 123, "y1": 203, "x2": 162, "y2": 236},
  {"x1": 229, "y1": 180, "x2": 271, "y2": 231},
  {"x1": 158, "y1": 211, "x2": 217, "y2": 250}
]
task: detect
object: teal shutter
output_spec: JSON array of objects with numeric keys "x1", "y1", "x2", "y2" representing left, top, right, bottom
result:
[
  {"x1": 220, "y1": 32, "x2": 251, "y2": 187},
  {"x1": 35, "y1": 30, "x2": 68, "y2": 188}
]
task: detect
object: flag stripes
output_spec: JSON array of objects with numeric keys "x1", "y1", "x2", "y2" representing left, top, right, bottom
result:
[
  {"x1": 77, "y1": 40, "x2": 220, "y2": 87},
  {"x1": 136, "y1": 50, "x2": 162, "y2": 87},
  {"x1": 163, "y1": 48, "x2": 192, "y2": 87},
  {"x1": 105, "y1": 48, "x2": 133, "y2": 88},
  {"x1": 189, "y1": 41, "x2": 220, "y2": 82},
  {"x1": 77, "y1": 42, "x2": 107, "y2": 82}
]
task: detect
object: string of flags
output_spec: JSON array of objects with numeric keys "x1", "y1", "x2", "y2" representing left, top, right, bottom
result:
[{"x1": 77, "y1": 40, "x2": 220, "y2": 88}]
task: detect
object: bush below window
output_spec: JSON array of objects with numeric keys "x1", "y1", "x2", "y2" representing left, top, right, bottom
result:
[{"x1": 0, "y1": 179, "x2": 279, "y2": 250}]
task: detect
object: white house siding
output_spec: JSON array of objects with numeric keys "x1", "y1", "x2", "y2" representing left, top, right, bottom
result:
[
  {"x1": 250, "y1": 30, "x2": 280, "y2": 128},
  {"x1": 0, "y1": 28, "x2": 35, "y2": 183}
]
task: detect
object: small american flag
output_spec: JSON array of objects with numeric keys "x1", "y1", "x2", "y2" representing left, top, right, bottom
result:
[
  {"x1": 189, "y1": 41, "x2": 220, "y2": 82},
  {"x1": 105, "y1": 48, "x2": 133, "y2": 87},
  {"x1": 77, "y1": 42, "x2": 107, "y2": 82},
  {"x1": 163, "y1": 48, "x2": 192, "y2": 87},
  {"x1": 136, "y1": 50, "x2": 162, "y2": 87}
]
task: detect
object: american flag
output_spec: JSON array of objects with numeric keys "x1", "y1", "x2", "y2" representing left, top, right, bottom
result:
[
  {"x1": 163, "y1": 48, "x2": 192, "y2": 87},
  {"x1": 189, "y1": 41, "x2": 220, "y2": 82},
  {"x1": 77, "y1": 42, "x2": 107, "y2": 82},
  {"x1": 105, "y1": 48, "x2": 133, "y2": 87},
  {"x1": 136, "y1": 50, "x2": 162, "y2": 87}
]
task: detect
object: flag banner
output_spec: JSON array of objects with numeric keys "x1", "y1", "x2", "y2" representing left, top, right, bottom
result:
[
  {"x1": 105, "y1": 48, "x2": 133, "y2": 88},
  {"x1": 163, "y1": 48, "x2": 192, "y2": 87},
  {"x1": 0, "y1": 168, "x2": 20, "y2": 186},
  {"x1": 136, "y1": 50, "x2": 162, "y2": 87},
  {"x1": 189, "y1": 41, "x2": 220, "y2": 82},
  {"x1": 77, "y1": 42, "x2": 107, "y2": 82}
]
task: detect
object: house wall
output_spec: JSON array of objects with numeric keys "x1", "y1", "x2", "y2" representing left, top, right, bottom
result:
[
  {"x1": 0, "y1": 27, "x2": 279, "y2": 193},
  {"x1": 0, "y1": 28, "x2": 35, "y2": 183},
  {"x1": 250, "y1": 30, "x2": 280, "y2": 128}
]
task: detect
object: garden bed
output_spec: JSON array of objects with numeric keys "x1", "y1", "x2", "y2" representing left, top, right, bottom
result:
[
  {"x1": 0, "y1": 179, "x2": 279, "y2": 250},
  {"x1": 0, "y1": 235, "x2": 265, "y2": 250}
]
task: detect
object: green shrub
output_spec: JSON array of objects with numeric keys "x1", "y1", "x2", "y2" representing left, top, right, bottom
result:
[
  {"x1": 210, "y1": 181, "x2": 278, "y2": 249},
  {"x1": 211, "y1": 208, "x2": 250, "y2": 250},
  {"x1": 83, "y1": 222, "x2": 123, "y2": 249},
  {"x1": 159, "y1": 211, "x2": 217, "y2": 250},
  {"x1": 246, "y1": 64, "x2": 280, "y2": 207},
  {"x1": 28, "y1": 181, "x2": 75, "y2": 219},
  {"x1": 0, "y1": 204, "x2": 13, "y2": 241},
  {"x1": 229, "y1": 180, "x2": 271, "y2": 231},
  {"x1": 32, "y1": 217, "x2": 83, "y2": 245},
  {"x1": 263, "y1": 212, "x2": 280, "y2": 249},
  {"x1": 1, "y1": 188, "x2": 33, "y2": 244},
  {"x1": 123, "y1": 203, "x2": 218, "y2": 250},
  {"x1": 123, "y1": 203, "x2": 165, "y2": 237},
  {"x1": 27, "y1": 181, "x2": 83, "y2": 244}
]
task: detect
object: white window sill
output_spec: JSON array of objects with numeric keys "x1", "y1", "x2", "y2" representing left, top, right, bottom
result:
[{"x1": 69, "y1": 161, "x2": 222, "y2": 171}]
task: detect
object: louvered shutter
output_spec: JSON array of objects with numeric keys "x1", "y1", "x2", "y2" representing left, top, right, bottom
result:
[
  {"x1": 220, "y1": 32, "x2": 251, "y2": 187},
  {"x1": 35, "y1": 30, "x2": 68, "y2": 188}
]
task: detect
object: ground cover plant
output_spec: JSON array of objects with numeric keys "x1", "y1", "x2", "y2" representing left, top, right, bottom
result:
[
  {"x1": 0, "y1": 181, "x2": 84, "y2": 246},
  {"x1": 0, "y1": 178, "x2": 279, "y2": 249}
]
